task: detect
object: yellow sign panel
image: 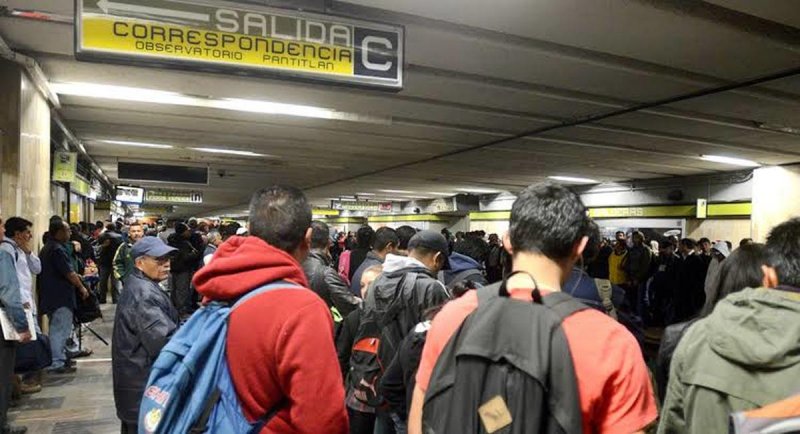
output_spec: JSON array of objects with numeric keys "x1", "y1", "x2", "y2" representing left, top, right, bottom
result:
[
  {"x1": 52, "y1": 152, "x2": 78, "y2": 183},
  {"x1": 82, "y1": 16, "x2": 354, "y2": 76},
  {"x1": 76, "y1": 0, "x2": 404, "y2": 89}
]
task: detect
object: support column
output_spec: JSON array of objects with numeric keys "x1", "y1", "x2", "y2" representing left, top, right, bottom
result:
[
  {"x1": 0, "y1": 59, "x2": 51, "y2": 248},
  {"x1": 751, "y1": 165, "x2": 800, "y2": 242}
]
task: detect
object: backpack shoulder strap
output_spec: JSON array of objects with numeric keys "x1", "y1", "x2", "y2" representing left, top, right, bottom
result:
[
  {"x1": 1, "y1": 240, "x2": 18, "y2": 262},
  {"x1": 594, "y1": 278, "x2": 618, "y2": 320},
  {"x1": 542, "y1": 292, "x2": 590, "y2": 322},
  {"x1": 231, "y1": 280, "x2": 304, "y2": 311}
]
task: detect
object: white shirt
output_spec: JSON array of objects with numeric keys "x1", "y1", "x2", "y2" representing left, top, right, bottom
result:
[{"x1": 0, "y1": 238, "x2": 41, "y2": 308}]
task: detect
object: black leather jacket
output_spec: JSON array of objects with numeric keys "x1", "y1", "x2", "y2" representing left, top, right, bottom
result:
[
  {"x1": 112, "y1": 268, "x2": 179, "y2": 423},
  {"x1": 302, "y1": 250, "x2": 360, "y2": 317}
]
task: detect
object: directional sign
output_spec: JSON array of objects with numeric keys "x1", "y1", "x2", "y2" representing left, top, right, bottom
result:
[
  {"x1": 145, "y1": 189, "x2": 203, "y2": 204},
  {"x1": 75, "y1": 0, "x2": 404, "y2": 90}
]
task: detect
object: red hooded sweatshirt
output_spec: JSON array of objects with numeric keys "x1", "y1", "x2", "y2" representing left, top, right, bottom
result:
[{"x1": 193, "y1": 236, "x2": 348, "y2": 434}]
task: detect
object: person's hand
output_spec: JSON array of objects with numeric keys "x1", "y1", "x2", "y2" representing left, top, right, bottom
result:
[
  {"x1": 18, "y1": 331, "x2": 32, "y2": 343},
  {"x1": 20, "y1": 238, "x2": 32, "y2": 255},
  {"x1": 80, "y1": 287, "x2": 90, "y2": 300}
]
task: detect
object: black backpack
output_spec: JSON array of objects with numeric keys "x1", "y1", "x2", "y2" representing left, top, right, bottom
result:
[
  {"x1": 422, "y1": 282, "x2": 587, "y2": 434},
  {"x1": 347, "y1": 273, "x2": 419, "y2": 407}
]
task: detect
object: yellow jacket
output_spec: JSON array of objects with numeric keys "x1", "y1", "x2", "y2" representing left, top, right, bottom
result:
[{"x1": 608, "y1": 251, "x2": 628, "y2": 285}]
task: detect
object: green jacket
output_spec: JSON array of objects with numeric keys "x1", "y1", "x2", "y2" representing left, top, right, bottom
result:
[
  {"x1": 113, "y1": 242, "x2": 134, "y2": 281},
  {"x1": 658, "y1": 287, "x2": 800, "y2": 434}
]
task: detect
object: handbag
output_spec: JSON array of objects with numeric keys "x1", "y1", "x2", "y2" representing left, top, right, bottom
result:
[
  {"x1": 15, "y1": 332, "x2": 52, "y2": 373},
  {"x1": 75, "y1": 288, "x2": 103, "y2": 323}
]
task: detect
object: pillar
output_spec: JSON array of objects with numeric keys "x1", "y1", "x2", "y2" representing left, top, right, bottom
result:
[
  {"x1": 751, "y1": 165, "x2": 800, "y2": 242},
  {"x1": 0, "y1": 59, "x2": 51, "y2": 249}
]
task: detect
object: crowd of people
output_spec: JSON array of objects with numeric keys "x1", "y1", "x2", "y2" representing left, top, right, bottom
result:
[{"x1": 1, "y1": 182, "x2": 799, "y2": 434}]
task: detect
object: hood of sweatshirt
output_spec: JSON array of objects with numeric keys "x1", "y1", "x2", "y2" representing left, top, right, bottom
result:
[
  {"x1": 193, "y1": 236, "x2": 309, "y2": 301},
  {"x1": 706, "y1": 287, "x2": 800, "y2": 368}
]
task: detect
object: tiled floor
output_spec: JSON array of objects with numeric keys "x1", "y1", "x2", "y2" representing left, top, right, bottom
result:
[{"x1": 9, "y1": 305, "x2": 121, "y2": 434}]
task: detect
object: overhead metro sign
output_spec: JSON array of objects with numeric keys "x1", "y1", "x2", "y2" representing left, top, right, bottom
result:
[{"x1": 75, "y1": 0, "x2": 404, "y2": 90}]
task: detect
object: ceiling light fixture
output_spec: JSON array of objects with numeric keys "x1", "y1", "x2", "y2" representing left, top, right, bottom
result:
[
  {"x1": 379, "y1": 189, "x2": 416, "y2": 194},
  {"x1": 355, "y1": 193, "x2": 376, "y2": 196},
  {"x1": 190, "y1": 147, "x2": 269, "y2": 157},
  {"x1": 50, "y1": 82, "x2": 390, "y2": 124},
  {"x1": 700, "y1": 155, "x2": 761, "y2": 167},
  {"x1": 99, "y1": 139, "x2": 174, "y2": 149},
  {"x1": 548, "y1": 176, "x2": 600, "y2": 184},
  {"x1": 458, "y1": 187, "x2": 500, "y2": 194}
]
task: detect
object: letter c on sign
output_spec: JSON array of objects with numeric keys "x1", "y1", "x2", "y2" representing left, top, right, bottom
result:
[{"x1": 361, "y1": 36, "x2": 393, "y2": 72}]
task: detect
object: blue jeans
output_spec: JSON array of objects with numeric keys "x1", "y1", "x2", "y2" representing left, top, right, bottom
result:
[{"x1": 48, "y1": 307, "x2": 73, "y2": 369}]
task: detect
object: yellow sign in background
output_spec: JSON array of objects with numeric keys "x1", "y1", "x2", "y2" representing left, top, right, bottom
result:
[
  {"x1": 52, "y1": 151, "x2": 78, "y2": 183},
  {"x1": 81, "y1": 15, "x2": 354, "y2": 76}
]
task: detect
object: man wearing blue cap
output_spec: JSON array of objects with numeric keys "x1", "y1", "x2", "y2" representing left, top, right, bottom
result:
[{"x1": 112, "y1": 236, "x2": 180, "y2": 434}]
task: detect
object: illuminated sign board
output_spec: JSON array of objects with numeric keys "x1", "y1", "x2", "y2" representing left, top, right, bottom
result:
[
  {"x1": 76, "y1": 0, "x2": 404, "y2": 89},
  {"x1": 116, "y1": 186, "x2": 145, "y2": 204}
]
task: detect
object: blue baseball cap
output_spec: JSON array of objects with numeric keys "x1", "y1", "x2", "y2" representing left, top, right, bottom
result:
[{"x1": 131, "y1": 236, "x2": 177, "y2": 260}]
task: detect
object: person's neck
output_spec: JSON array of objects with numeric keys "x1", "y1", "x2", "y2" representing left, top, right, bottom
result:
[{"x1": 507, "y1": 253, "x2": 567, "y2": 292}]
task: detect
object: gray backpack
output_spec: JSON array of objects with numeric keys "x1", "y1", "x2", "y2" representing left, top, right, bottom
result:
[{"x1": 422, "y1": 281, "x2": 587, "y2": 433}]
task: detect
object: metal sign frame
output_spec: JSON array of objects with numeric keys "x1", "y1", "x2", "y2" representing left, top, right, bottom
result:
[{"x1": 74, "y1": 0, "x2": 404, "y2": 90}]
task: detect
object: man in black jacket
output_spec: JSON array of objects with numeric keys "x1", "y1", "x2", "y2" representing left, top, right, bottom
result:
[
  {"x1": 168, "y1": 223, "x2": 201, "y2": 316},
  {"x1": 302, "y1": 221, "x2": 360, "y2": 317},
  {"x1": 347, "y1": 231, "x2": 451, "y2": 433},
  {"x1": 112, "y1": 237, "x2": 179, "y2": 434},
  {"x1": 349, "y1": 227, "x2": 399, "y2": 295}
]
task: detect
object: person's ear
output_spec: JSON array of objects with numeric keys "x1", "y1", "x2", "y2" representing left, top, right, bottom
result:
[
  {"x1": 574, "y1": 236, "x2": 589, "y2": 260},
  {"x1": 762, "y1": 265, "x2": 779, "y2": 288},
  {"x1": 502, "y1": 232, "x2": 513, "y2": 255},
  {"x1": 303, "y1": 227, "x2": 313, "y2": 250}
]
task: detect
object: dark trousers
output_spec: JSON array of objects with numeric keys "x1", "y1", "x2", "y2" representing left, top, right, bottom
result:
[
  {"x1": 98, "y1": 266, "x2": 118, "y2": 303},
  {"x1": 348, "y1": 407, "x2": 376, "y2": 434},
  {"x1": 170, "y1": 271, "x2": 194, "y2": 315},
  {"x1": 120, "y1": 421, "x2": 138, "y2": 433},
  {"x1": 0, "y1": 340, "x2": 17, "y2": 429}
]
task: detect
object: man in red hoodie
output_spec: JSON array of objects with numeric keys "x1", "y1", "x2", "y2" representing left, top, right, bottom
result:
[{"x1": 193, "y1": 185, "x2": 348, "y2": 433}]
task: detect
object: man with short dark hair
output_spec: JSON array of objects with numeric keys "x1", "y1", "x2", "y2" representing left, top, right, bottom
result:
[
  {"x1": 113, "y1": 222, "x2": 144, "y2": 284},
  {"x1": 168, "y1": 223, "x2": 201, "y2": 316},
  {"x1": 302, "y1": 221, "x2": 360, "y2": 316},
  {"x1": 409, "y1": 183, "x2": 657, "y2": 434},
  {"x1": 194, "y1": 186, "x2": 347, "y2": 433},
  {"x1": 39, "y1": 221, "x2": 90, "y2": 373},
  {"x1": 348, "y1": 226, "x2": 376, "y2": 282},
  {"x1": 112, "y1": 237, "x2": 179, "y2": 434},
  {"x1": 444, "y1": 236, "x2": 489, "y2": 288},
  {"x1": 349, "y1": 227, "x2": 399, "y2": 295},
  {"x1": 660, "y1": 218, "x2": 800, "y2": 434},
  {"x1": 0, "y1": 217, "x2": 31, "y2": 434},
  {"x1": 672, "y1": 238, "x2": 707, "y2": 323},
  {"x1": 1, "y1": 217, "x2": 43, "y2": 393},
  {"x1": 396, "y1": 226, "x2": 417, "y2": 256}
]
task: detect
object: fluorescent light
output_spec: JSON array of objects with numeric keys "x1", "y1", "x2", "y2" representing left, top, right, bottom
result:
[
  {"x1": 458, "y1": 187, "x2": 500, "y2": 194},
  {"x1": 549, "y1": 176, "x2": 599, "y2": 184},
  {"x1": 100, "y1": 139, "x2": 174, "y2": 149},
  {"x1": 428, "y1": 192, "x2": 454, "y2": 196},
  {"x1": 379, "y1": 189, "x2": 416, "y2": 194},
  {"x1": 355, "y1": 193, "x2": 376, "y2": 196},
  {"x1": 50, "y1": 82, "x2": 389, "y2": 124},
  {"x1": 190, "y1": 147, "x2": 269, "y2": 157},
  {"x1": 700, "y1": 155, "x2": 760, "y2": 167}
]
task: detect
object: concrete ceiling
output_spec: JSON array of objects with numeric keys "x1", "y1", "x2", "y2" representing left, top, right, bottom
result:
[{"x1": 1, "y1": 0, "x2": 799, "y2": 216}]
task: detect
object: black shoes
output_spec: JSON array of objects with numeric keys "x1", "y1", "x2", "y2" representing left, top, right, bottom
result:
[
  {"x1": 48, "y1": 365, "x2": 77, "y2": 374},
  {"x1": 2, "y1": 425, "x2": 28, "y2": 434}
]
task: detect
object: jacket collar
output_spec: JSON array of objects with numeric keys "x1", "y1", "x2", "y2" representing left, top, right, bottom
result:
[{"x1": 309, "y1": 249, "x2": 331, "y2": 265}]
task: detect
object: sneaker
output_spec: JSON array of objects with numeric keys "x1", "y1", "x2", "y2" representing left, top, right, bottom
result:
[
  {"x1": 67, "y1": 348, "x2": 93, "y2": 359},
  {"x1": 2, "y1": 425, "x2": 28, "y2": 434},
  {"x1": 19, "y1": 382, "x2": 42, "y2": 394}
]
